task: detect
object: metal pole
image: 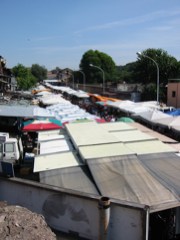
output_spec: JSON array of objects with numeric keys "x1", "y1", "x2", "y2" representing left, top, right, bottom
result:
[
  {"x1": 90, "y1": 64, "x2": 105, "y2": 94},
  {"x1": 137, "y1": 52, "x2": 159, "y2": 105},
  {"x1": 78, "y1": 70, "x2": 86, "y2": 91},
  {"x1": 98, "y1": 196, "x2": 111, "y2": 240}
]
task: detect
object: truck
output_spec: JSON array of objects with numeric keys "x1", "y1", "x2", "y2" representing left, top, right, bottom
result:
[
  {"x1": 0, "y1": 130, "x2": 74, "y2": 176},
  {"x1": 0, "y1": 132, "x2": 23, "y2": 166}
]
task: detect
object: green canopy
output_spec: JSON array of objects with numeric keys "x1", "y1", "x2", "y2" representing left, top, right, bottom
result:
[{"x1": 117, "y1": 117, "x2": 135, "y2": 123}]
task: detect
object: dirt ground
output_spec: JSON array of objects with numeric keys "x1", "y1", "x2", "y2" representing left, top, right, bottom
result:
[{"x1": 0, "y1": 201, "x2": 56, "y2": 240}]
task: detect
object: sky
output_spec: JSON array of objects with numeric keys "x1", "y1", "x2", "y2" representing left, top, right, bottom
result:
[{"x1": 1, "y1": 0, "x2": 180, "y2": 71}]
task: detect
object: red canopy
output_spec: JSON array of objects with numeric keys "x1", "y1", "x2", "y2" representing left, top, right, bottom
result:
[{"x1": 22, "y1": 119, "x2": 63, "y2": 131}]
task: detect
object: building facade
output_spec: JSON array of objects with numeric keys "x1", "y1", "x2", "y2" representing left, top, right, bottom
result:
[{"x1": 167, "y1": 79, "x2": 180, "y2": 108}]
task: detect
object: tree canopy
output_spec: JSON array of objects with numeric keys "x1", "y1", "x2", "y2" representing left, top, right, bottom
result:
[
  {"x1": 11, "y1": 47, "x2": 180, "y2": 100},
  {"x1": 12, "y1": 64, "x2": 37, "y2": 90},
  {"x1": 79, "y1": 50, "x2": 117, "y2": 84},
  {"x1": 136, "y1": 48, "x2": 179, "y2": 85},
  {"x1": 31, "y1": 64, "x2": 47, "y2": 82}
]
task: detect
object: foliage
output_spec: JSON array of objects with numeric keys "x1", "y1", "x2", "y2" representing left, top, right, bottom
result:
[
  {"x1": 133, "y1": 48, "x2": 180, "y2": 102},
  {"x1": 141, "y1": 83, "x2": 157, "y2": 101},
  {"x1": 116, "y1": 62, "x2": 138, "y2": 83},
  {"x1": 11, "y1": 47, "x2": 180, "y2": 102},
  {"x1": 136, "y1": 48, "x2": 179, "y2": 85},
  {"x1": 12, "y1": 64, "x2": 37, "y2": 90},
  {"x1": 31, "y1": 64, "x2": 47, "y2": 82},
  {"x1": 79, "y1": 49, "x2": 117, "y2": 84},
  {"x1": 140, "y1": 83, "x2": 166, "y2": 103}
]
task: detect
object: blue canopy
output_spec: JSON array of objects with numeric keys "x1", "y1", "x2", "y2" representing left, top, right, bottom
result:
[{"x1": 166, "y1": 109, "x2": 180, "y2": 116}]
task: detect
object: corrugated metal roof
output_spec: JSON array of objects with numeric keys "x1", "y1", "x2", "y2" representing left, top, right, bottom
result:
[
  {"x1": 79, "y1": 143, "x2": 135, "y2": 160},
  {"x1": 33, "y1": 151, "x2": 80, "y2": 172},
  {"x1": 33, "y1": 118, "x2": 180, "y2": 211},
  {"x1": 65, "y1": 122, "x2": 120, "y2": 147},
  {"x1": 86, "y1": 153, "x2": 180, "y2": 210},
  {"x1": 110, "y1": 129, "x2": 157, "y2": 142},
  {"x1": 125, "y1": 139, "x2": 176, "y2": 155},
  {"x1": 39, "y1": 165, "x2": 100, "y2": 195},
  {"x1": 129, "y1": 122, "x2": 180, "y2": 151},
  {"x1": 38, "y1": 139, "x2": 72, "y2": 154},
  {"x1": 99, "y1": 122, "x2": 136, "y2": 132},
  {"x1": 37, "y1": 129, "x2": 65, "y2": 141}
]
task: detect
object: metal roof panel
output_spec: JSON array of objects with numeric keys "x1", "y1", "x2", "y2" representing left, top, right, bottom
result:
[
  {"x1": 79, "y1": 143, "x2": 135, "y2": 160},
  {"x1": 33, "y1": 151, "x2": 80, "y2": 172},
  {"x1": 125, "y1": 140, "x2": 176, "y2": 155}
]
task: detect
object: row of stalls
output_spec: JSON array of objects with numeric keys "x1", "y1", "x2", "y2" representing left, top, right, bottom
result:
[
  {"x1": 102, "y1": 100, "x2": 180, "y2": 140},
  {"x1": 1, "y1": 83, "x2": 179, "y2": 239},
  {"x1": 29, "y1": 83, "x2": 180, "y2": 239},
  {"x1": 33, "y1": 83, "x2": 180, "y2": 140},
  {"x1": 33, "y1": 120, "x2": 180, "y2": 240}
]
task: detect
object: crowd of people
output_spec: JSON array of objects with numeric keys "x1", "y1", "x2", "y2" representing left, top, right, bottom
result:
[{"x1": 69, "y1": 94, "x2": 123, "y2": 122}]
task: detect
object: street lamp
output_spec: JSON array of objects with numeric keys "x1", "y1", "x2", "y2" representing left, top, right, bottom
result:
[
  {"x1": 77, "y1": 70, "x2": 86, "y2": 91},
  {"x1": 65, "y1": 71, "x2": 74, "y2": 88},
  {"x1": 89, "y1": 64, "x2": 105, "y2": 94},
  {"x1": 137, "y1": 52, "x2": 159, "y2": 105}
]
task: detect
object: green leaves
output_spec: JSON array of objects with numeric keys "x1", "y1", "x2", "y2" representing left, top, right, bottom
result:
[
  {"x1": 79, "y1": 49, "x2": 117, "y2": 84},
  {"x1": 31, "y1": 64, "x2": 47, "y2": 82},
  {"x1": 12, "y1": 63, "x2": 48, "y2": 90},
  {"x1": 136, "y1": 48, "x2": 179, "y2": 85},
  {"x1": 12, "y1": 64, "x2": 37, "y2": 90}
]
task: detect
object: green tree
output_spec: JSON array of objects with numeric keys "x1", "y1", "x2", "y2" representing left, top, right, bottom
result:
[
  {"x1": 12, "y1": 64, "x2": 37, "y2": 90},
  {"x1": 79, "y1": 50, "x2": 117, "y2": 84},
  {"x1": 136, "y1": 48, "x2": 179, "y2": 85},
  {"x1": 116, "y1": 62, "x2": 138, "y2": 83},
  {"x1": 135, "y1": 48, "x2": 179, "y2": 102},
  {"x1": 31, "y1": 64, "x2": 47, "y2": 82}
]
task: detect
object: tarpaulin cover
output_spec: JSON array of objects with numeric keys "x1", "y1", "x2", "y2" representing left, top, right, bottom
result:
[
  {"x1": 87, "y1": 153, "x2": 180, "y2": 210},
  {"x1": 39, "y1": 165, "x2": 99, "y2": 195},
  {"x1": 166, "y1": 109, "x2": 180, "y2": 116},
  {"x1": 138, "y1": 152, "x2": 180, "y2": 198}
]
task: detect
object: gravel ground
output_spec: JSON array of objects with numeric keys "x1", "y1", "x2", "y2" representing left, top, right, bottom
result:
[{"x1": 0, "y1": 201, "x2": 56, "y2": 240}]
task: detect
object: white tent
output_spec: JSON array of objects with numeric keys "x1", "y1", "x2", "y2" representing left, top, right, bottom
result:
[{"x1": 169, "y1": 116, "x2": 180, "y2": 132}]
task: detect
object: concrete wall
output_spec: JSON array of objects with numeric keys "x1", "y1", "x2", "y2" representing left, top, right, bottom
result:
[{"x1": 0, "y1": 177, "x2": 147, "y2": 240}]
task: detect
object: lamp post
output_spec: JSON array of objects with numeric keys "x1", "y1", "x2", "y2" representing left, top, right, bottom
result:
[
  {"x1": 90, "y1": 64, "x2": 105, "y2": 94},
  {"x1": 65, "y1": 71, "x2": 74, "y2": 88},
  {"x1": 137, "y1": 52, "x2": 159, "y2": 105},
  {"x1": 77, "y1": 70, "x2": 86, "y2": 91}
]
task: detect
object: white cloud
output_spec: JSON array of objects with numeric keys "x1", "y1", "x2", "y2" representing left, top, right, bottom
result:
[{"x1": 75, "y1": 8, "x2": 180, "y2": 33}]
